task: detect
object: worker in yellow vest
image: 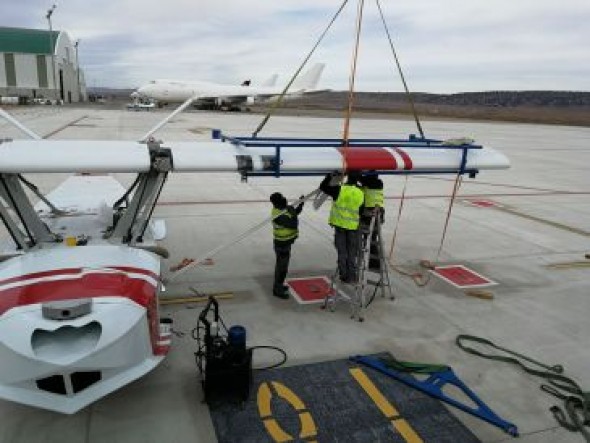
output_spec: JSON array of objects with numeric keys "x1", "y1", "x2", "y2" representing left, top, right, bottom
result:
[
  {"x1": 359, "y1": 172, "x2": 385, "y2": 228},
  {"x1": 270, "y1": 192, "x2": 304, "y2": 299},
  {"x1": 360, "y1": 172, "x2": 385, "y2": 271},
  {"x1": 319, "y1": 171, "x2": 365, "y2": 284}
]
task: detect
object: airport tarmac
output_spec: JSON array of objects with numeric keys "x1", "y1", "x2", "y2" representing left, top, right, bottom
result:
[{"x1": 1, "y1": 105, "x2": 589, "y2": 442}]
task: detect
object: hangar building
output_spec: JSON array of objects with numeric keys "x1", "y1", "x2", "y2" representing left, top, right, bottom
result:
[{"x1": 0, "y1": 26, "x2": 86, "y2": 102}]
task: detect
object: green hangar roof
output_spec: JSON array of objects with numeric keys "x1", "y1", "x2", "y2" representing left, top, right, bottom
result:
[{"x1": 0, "y1": 27, "x2": 60, "y2": 55}]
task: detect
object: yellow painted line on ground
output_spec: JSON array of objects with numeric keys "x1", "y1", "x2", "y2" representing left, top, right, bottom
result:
[
  {"x1": 494, "y1": 205, "x2": 590, "y2": 237},
  {"x1": 272, "y1": 381, "x2": 306, "y2": 410},
  {"x1": 298, "y1": 412, "x2": 317, "y2": 440},
  {"x1": 257, "y1": 381, "x2": 318, "y2": 443},
  {"x1": 350, "y1": 367, "x2": 423, "y2": 443},
  {"x1": 159, "y1": 292, "x2": 233, "y2": 305},
  {"x1": 545, "y1": 261, "x2": 590, "y2": 269},
  {"x1": 257, "y1": 382, "x2": 273, "y2": 418},
  {"x1": 262, "y1": 418, "x2": 293, "y2": 443}
]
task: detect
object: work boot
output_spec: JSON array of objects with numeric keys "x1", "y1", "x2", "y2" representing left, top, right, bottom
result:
[{"x1": 273, "y1": 290, "x2": 289, "y2": 299}]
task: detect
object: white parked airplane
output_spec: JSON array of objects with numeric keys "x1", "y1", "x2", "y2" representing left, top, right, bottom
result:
[
  {"x1": 135, "y1": 63, "x2": 326, "y2": 110},
  {"x1": 0, "y1": 104, "x2": 509, "y2": 414}
]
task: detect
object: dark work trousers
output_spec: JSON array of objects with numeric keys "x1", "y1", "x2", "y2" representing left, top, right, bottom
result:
[
  {"x1": 273, "y1": 241, "x2": 292, "y2": 294},
  {"x1": 334, "y1": 227, "x2": 361, "y2": 283}
]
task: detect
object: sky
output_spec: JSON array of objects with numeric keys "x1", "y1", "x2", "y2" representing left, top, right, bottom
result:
[{"x1": 2, "y1": 0, "x2": 589, "y2": 93}]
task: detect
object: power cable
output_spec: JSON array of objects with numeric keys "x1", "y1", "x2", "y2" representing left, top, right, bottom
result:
[{"x1": 250, "y1": 346, "x2": 288, "y2": 371}]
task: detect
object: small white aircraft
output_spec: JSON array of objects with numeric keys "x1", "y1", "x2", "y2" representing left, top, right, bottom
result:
[
  {"x1": 135, "y1": 63, "x2": 325, "y2": 110},
  {"x1": 0, "y1": 102, "x2": 509, "y2": 414}
]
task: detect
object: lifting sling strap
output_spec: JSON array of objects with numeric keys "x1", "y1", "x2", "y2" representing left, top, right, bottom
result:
[{"x1": 456, "y1": 334, "x2": 590, "y2": 441}]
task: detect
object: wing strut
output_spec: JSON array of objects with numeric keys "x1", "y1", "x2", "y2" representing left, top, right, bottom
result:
[
  {"x1": 139, "y1": 94, "x2": 199, "y2": 142},
  {"x1": 0, "y1": 108, "x2": 41, "y2": 140},
  {"x1": 18, "y1": 175, "x2": 65, "y2": 215}
]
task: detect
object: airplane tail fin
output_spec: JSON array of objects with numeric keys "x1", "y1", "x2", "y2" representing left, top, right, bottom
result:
[
  {"x1": 262, "y1": 74, "x2": 278, "y2": 87},
  {"x1": 291, "y1": 63, "x2": 325, "y2": 92}
]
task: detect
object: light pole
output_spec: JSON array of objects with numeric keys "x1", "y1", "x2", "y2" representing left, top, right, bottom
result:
[
  {"x1": 46, "y1": 4, "x2": 58, "y2": 101},
  {"x1": 74, "y1": 39, "x2": 81, "y2": 101}
]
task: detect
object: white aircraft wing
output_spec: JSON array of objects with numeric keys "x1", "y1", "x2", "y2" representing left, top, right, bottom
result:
[
  {"x1": 0, "y1": 140, "x2": 151, "y2": 173},
  {"x1": 0, "y1": 138, "x2": 509, "y2": 174},
  {"x1": 169, "y1": 141, "x2": 510, "y2": 173}
]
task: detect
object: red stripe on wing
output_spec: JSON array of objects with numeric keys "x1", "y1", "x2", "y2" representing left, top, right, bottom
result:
[
  {"x1": 394, "y1": 148, "x2": 413, "y2": 170},
  {"x1": 339, "y1": 147, "x2": 397, "y2": 171}
]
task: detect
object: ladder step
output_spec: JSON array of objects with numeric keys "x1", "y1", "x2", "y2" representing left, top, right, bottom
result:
[{"x1": 367, "y1": 279, "x2": 389, "y2": 286}]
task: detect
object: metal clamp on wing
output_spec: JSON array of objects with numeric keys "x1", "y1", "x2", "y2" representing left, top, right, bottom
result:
[{"x1": 146, "y1": 139, "x2": 173, "y2": 172}]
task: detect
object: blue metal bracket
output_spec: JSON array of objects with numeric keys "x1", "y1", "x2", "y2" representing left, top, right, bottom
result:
[
  {"x1": 214, "y1": 130, "x2": 482, "y2": 179},
  {"x1": 350, "y1": 355, "x2": 518, "y2": 437}
]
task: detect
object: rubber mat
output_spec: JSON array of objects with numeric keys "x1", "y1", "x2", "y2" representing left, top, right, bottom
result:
[
  {"x1": 208, "y1": 354, "x2": 481, "y2": 442},
  {"x1": 286, "y1": 276, "x2": 334, "y2": 304}
]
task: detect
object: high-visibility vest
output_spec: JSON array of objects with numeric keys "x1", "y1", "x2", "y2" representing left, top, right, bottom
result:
[
  {"x1": 329, "y1": 185, "x2": 364, "y2": 230},
  {"x1": 272, "y1": 208, "x2": 298, "y2": 242},
  {"x1": 363, "y1": 187, "x2": 384, "y2": 208}
]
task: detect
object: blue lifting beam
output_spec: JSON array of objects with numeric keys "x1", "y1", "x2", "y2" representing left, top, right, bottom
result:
[
  {"x1": 350, "y1": 355, "x2": 519, "y2": 437},
  {"x1": 213, "y1": 130, "x2": 482, "y2": 179}
]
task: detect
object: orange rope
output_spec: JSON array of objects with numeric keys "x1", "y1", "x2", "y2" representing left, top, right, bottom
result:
[
  {"x1": 433, "y1": 174, "x2": 463, "y2": 264},
  {"x1": 388, "y1": 173, "x2": 463, "y2": 287},
  {"x1": 341, "y1": 0, "x2": 366, "y2": 173},
  {"x1": 387, "y1": 175, "x2": 409, "y2": 262}
]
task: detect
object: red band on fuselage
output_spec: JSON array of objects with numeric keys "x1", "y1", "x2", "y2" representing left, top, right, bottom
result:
[
  {"x1": 0, "y1": 266, "x2": 159, "y2": 288},
  {"x1": 0, "y1": 273, "x2": 156, "y2": 316},
  {"x1": 0, "y1": 267, "x2": 164, "y2": 356},
  {"x1": 339, "y1": 147, "x2": 397, "y2": 171}
]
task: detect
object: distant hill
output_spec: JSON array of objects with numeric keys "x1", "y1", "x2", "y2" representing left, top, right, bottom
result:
[
  {"x1": 411, "y1": 91, "x2": 590, "y2": 107},
  {"x1": 280, "y1": 90, "x2": 590, "y2": 126},
  {"x1": 88, "y1": 88, "x2": 590, "y2": 126},
  {"x1": 89, "y1": 88, "x2": 590, "y2": 106},
  {"x1": 289, "y1": 90, "x2": 590, "y2": 109}
]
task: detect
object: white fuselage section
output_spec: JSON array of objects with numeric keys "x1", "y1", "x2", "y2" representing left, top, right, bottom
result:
[
  {"x1": 0, "y1": 245, "x2": 167, "y2": 414},
  {"x1": 0, "y1": 175, "x2": 170, "y2": 414}
]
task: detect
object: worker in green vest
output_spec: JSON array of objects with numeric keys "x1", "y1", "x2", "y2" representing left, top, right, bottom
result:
[
  {"x1": 359, "y1": 172, "x2": 385, "y2": 228},
  {"x1": 270, "y1": 192, "x2": 304, "y2": 299},
  {"x1": 319, "y1": 171, "x2": 365, "y2": 284},
  {"x1": 360, "y1": 172, "x2": 385, "y2": 271}
]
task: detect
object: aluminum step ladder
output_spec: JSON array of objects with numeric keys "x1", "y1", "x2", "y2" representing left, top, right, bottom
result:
[
  {"x1": 363, "y1": 208, "x2": 394, "y2": 305},
  {"x1": 323, "y1": 209, "x2": 394, "y2": 321}
]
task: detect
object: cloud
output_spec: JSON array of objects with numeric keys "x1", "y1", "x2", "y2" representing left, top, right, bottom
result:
[{"x1": 3, "y1": 0, "x2": 589, "y2": 92}]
